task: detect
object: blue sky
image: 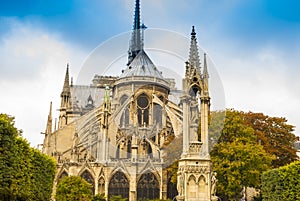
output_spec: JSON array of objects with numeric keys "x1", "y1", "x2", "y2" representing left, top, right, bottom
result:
[{"x1": 0, "y1": 0, "x2": 300, "y2": 146}]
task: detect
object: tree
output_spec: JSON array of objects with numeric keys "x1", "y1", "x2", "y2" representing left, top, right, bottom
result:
[
  {"x1": 93, "y1": 194, "x2": 106, "y2": 201},
  {"x1": 211, "y1": 109, "x2": 274, "y2": 201},
  {"x1": 30, "y1": 148, "x2": 56, "y2": 200},
  {"x1": 56, "y1": 176, "x2": 93, "y2": 201},
  {"x1": 0, "y1": 114, "x2": 22, "y2": 200},
  {"x1": 109, "y1": 195, "x2": 128, "y2": 201},
  {"x1": 261, "y1": 160, "x2": 300, "y2": 201},
  {"x1": 0, "y1": 113, "x2": 56, "y2": 201},
  {"x1": 242, "y1": 111, "x2": 297, "y2": 167}
]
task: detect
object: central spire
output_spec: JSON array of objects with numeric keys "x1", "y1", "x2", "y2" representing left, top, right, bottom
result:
[
  {"x1": 133, "y1": 0, "x2": 141, "y2": 31},
  {"x1": 128, "y1": 0, "x2": 143, "y2": 65}
]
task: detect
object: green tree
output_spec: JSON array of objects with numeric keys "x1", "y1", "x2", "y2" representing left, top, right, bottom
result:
[
  {"x1": 109, "y1": 195, "x2": 128, "y2": 201},
  {"x1": 261, "y1": 160, "x2": 300, "y2": 201},
  {"x1": 56, "y1": 176, "x2": 93, "y2": 201},
  {"x1": 0, "y1": 114, "x2": 22, "y2": 200},
  {"x1": 93, "y1": 194, "x2": 106, "y2": 201},
  {"x1": 211, "y1": 109, "x2": 274, "y2": 201},
  {"x1": 0, "y1": 113, "x2": 56, "y2": 201},
  {"x1": 242, "y1": 111, "x2": 297, "y2": 167},
  {"x1": 30, "y1": 148, "x2": 56, "y2": 200}
]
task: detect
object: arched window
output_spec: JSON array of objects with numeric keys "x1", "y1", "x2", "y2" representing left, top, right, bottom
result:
[
  {"x1": 108, "y1": 171, "x2": 129, "y2": 199},
  {"x1": 153, "y1": 103, "x2": 162, "y2": 128},
  {"x1": 137, "y1": 172, "x2": 159, "y2": 200},
  {"x1": 98, "y1": 177, "x2": 105, "y2": 195},
  {"x1": 57, "y1": 171, "x2": 68, "y2": 183},
  {"x1": 127, "y1": 140, "x2": 132, "y2": 158},
  {"x1": 139, "y1": 139, "x2": 152, "y2": 159},
  {"x1": 189, "y1": 85, "x2": 200, "y2": 98},
  {"x1": 116, "y1": 145, "x2": 120, "y2": 159},
  {"x1": 167, "y1": 175, "x2": 178, "y2": 200},
  {"x1": 120, "y1": 95, "x2": 129, "y2": 127},
  {"x1": 80, "y1": 170, "x2": 95, "y2": 194},
  {"x1": 137, "y1": 94, "x2": 150, "y2": 126}
]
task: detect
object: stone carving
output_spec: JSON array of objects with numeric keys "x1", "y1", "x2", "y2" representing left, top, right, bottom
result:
[
  {"x1": 211, "y1": 172, "x2": 217, "y2": 196},
  {"x1": 188, "y1": 142, "x2": 202, "y2": 154}
]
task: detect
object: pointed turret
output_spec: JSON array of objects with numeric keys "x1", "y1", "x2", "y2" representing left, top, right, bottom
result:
[
  {"x1": 46, "y1": 101, "x2": 53, "y2": 134},
  {"x1": 128, "y1": 0, "x2": 142, "y2": 65},
  {"x1": 59, "y1": 64, "x2": 72, "y2": 128},
  {"x1": 188, "y1": 26, "x2": 201, "y2": 71},
  {"x1": 203, "y1": 53, "x2": 209, "y2": 79},
  {"x1": 62, "y1": 64, "x2": 70, "y2": 94},
  {"x1": 203, "y1": 53, "x2": 209, "y2": 96},
  {"x1": 60, "y1": 64, "x2": 71, "y2": 108},
  {"x1": 43, "y1": 101, "x2": 52, "y2": 154}
]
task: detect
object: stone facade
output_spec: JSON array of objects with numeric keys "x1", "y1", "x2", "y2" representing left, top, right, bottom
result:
[{"x1": 42, "y1": 0, "x2": 216, "y2": 200}]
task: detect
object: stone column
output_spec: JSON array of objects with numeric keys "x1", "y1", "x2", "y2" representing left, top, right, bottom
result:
[{"x1": 181, "y1": 94, "x2": 190, "y2": 155}]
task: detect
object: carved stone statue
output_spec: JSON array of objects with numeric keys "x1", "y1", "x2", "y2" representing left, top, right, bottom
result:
[{"x1": 211, "y1": 172, "x2": 217, "y2": 196}]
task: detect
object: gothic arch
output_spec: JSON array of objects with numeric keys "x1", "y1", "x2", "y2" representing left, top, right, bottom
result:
[
  {"x1": 189, "y1": 83, "x2": 201, "y2": 97},
  {"x1": 60, "y1": 115, "x2": 67, "y2": 126},
  {"x1": 188, "y1": 174, "x2": 196, "y2": 182},
  {"x1": 144, "y1": 138, "x2": 160, "y2": 159},
  {"x1": 187, "y1": 175, "x2": 197, "y2": 199},
  {"x1": 56, "y1": 169, "x2": 68, "y2": 183},
  {"x1": 116, "y1": 136, "x2": 131, "y2": 159},
  {"x1": 198, "y1": 175, "x2": 206, "y2": 193},
  {"x1": 110, "y1": 163, "x2": 130, "y2": 180},
  {"x1": 153, "y1": 103, "x2": 163, "y2": 127},
  {"x1": 80, "y1": 169, "x2": 95, "y2": 194},
  {"x1": 120, "y1": 94, "x2": 130, "y2": 127},
  {"x1": 78, "y1": 164, "x2": 96, "y2": 178},
  {"x1": 138, "y1": 166, "x2": 161, "y2": 183},
  {"x1": 197, "y1": 175, "x2": 206, "y2": 183},
  {"x1": 98, "y1": 176, "x2": 105, "y2": 195},
  {"x1": 108, "y1": 171, "x2": 129, "y2": 199},
  {"x1": 120, "y1": 94, "x2": 129, "y2": 105},
  {"x1": 138, "y1": 138, "x2": 153, "y2": 158},
  {"x1": 167, "y1": 174, "x2": 178, "y2": 200},
  {"x1": 137, "y1": 171, "x2": 160, "y2": 200}
]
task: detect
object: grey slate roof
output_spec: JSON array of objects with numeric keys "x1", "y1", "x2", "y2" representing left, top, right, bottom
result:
[{"x1": 120, "y1": 50, "x2": 163, "y2": 78}]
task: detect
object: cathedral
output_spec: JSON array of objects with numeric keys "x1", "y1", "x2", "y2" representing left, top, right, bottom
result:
[{"x1": 42, "y1": 0, "x2": 217, "y2": 200}]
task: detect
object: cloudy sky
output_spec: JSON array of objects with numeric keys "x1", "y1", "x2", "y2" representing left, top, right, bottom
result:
[{"x1": 0, "y1": 0, "x2": 299, "y2": 147}]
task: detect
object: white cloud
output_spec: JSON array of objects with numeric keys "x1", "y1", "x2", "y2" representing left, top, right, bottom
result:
[
  {"x1": 0, "y1": 20, "x2": 87, "y2": 147},
  {"x1": 212, "y1": 43, "x2": 300, "y2": 135}
]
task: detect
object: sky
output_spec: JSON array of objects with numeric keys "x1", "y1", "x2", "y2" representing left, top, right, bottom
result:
[{"x1": 0, "y1": 0, "x2": 300, "y2": 147}]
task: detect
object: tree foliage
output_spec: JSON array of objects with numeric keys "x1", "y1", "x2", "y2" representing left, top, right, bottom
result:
[
  {"x1": 109, "y1": 195, "x2": 128, "y2": 201},
  {"x1": 0, "y1": 113, "x2": 56, "y2": 201},
  {"x1": 166, "y1": 109, "x2": 296, "y2": 200},
  {"x1": 211, "y1": 109, "x2": 274, "y2": 201},
  {"x1": 93, "y1": 194, "x2": 106, "y2": 201},
  {"x1": 56, "y1": 176, "x2": 93, "y2": 201},
  {"x1": 242, "y1": 111, "x2": 297, "y2": 167},
  {"x1": 261, "y1": 160, "x2": 300, "y2": 201}
]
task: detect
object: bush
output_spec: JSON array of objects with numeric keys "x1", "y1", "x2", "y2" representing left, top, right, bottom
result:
[
  {"x1": 56, "y1": 176, "x2": 93, "y2": 201},
  {"x1": 261, "y1": 160, "x2": 300, "y2": 201}
]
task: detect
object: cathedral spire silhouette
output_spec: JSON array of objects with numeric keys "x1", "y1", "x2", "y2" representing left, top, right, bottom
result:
[
  {"x1": 59, "y1": 64, "x2": 72, "y2": 128},
  {"x1": 62, "y1": 63, "x2": 70, "y2": 94},
  {"x1": 128, "y1": 0, "x2": 142, "y2": 65},
  {"x1": 188, "y1": 26, "x2": 201, "y2": 71}
]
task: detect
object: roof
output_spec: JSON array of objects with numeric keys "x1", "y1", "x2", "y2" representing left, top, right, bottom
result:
[{"x1": 120, "y1": 50, "x2": 163, "y2": 78}]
